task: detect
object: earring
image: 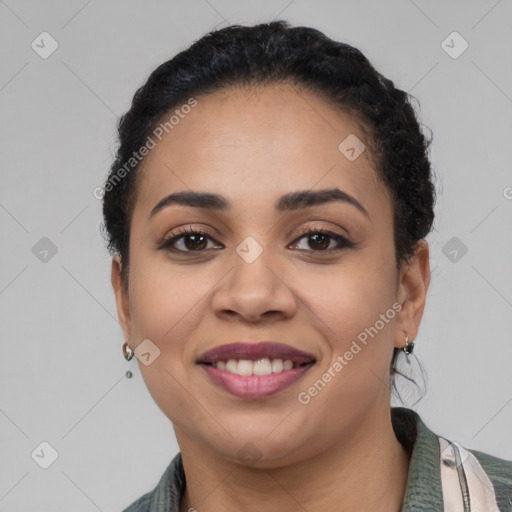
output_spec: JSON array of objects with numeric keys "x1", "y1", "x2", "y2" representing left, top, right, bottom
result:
[
  {"x1": 403, "y1": 335, "x2": 414, "y2": 355},
  {"x1": 123, "y1": 342, "x2": 134, "y2": 361}
]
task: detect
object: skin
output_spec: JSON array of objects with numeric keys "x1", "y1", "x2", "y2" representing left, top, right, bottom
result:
[{"x1": 111, "y1": 83, "x2": 431, "y2": 512}]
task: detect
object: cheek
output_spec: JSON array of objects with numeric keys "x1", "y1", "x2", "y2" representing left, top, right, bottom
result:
[
  {"x1": 137, "y1": 359, "x2": 213, "y2": 438},
  {"x1": 127, "y1": 264, "x2": 209, "y2": 426},
  {"x1": 294, "y1": 258, "x2": 397, "y2": 401},
  {"x1": 296, "y1": 259, "x2": 396, "y2": 339},
  {"x1": 294, "y1": 271, "x2": 397, "y2": 436},
  {"x1": 127, "y1": 254, "x2": 208, "y2": 347}
]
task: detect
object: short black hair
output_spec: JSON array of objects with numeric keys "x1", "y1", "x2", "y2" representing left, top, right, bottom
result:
[{"x1": 101, "y1": 20, "x2": 436, "y2": 390}]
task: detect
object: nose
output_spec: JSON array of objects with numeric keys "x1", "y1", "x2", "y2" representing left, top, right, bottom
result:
[{"x1": 211, "y1": 251, "x2": 297, "y2": 323}]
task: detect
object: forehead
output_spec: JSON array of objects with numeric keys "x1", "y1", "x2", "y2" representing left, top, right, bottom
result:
[{"x1": 132, "y1": 84, "x2": 390, "y2": 222}]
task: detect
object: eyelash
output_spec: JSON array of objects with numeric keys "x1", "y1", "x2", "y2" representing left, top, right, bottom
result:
[{"x1": 157, "y1": 225, "x2": 354, "y2": 255}]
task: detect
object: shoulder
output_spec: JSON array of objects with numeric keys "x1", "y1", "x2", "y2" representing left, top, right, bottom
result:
[
  {"x1": 437, "y1": 434, "x2": 512, "y2": 511},
  {"x1": 122, "y1": 452, "x2": 185, "y2": 512},
  {"x1": 122, "y1": 492, "x2": 154, "y2": 512},
  {"x1": 392, "y1": 407, "x2": 512, "y2": 511},
  {"x1": 468, "y1": 448, "x2": 512, "y2": 500}
]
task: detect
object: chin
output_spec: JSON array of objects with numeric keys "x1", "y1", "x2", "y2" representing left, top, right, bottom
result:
[{"x1": 207, "y1": 430, "x2": 306, "y2": 468}]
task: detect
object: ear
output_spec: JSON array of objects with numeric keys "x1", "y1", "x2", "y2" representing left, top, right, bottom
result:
[
  {"x1": 394, "y1": 239, "x2": 431, "y2": 349},
  {"x1": 111, "y1": 254, "x2": 131, "y2": 341}
]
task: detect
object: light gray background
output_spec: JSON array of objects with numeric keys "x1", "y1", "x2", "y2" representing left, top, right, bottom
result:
[{"x1": 1, "y1": 0, "x2": 511, "y2": 510}]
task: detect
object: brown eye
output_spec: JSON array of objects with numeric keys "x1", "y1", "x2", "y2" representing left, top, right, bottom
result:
[
  {"x1": 181, "y1": 233, "x2": 208, "y2": 251},
  {"x1": 158, "y1": 227, "x2": 222, "y2": 253},
  {"x1": 157, "y1": 226, "x2": 353, "y2": 255},
  {"x1": 290, "y1": 228, "x2": 354, "y2": 253},
  {"x1": 305, "y1": 232, "x2": 330, "y2": 250}
]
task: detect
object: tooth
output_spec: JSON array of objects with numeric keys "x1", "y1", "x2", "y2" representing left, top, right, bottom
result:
[
  {"x1": 271, "y1": 359, "x2": 284, "y2": 373},
  {"x1": 226, "y1": 359, "x2": 238, "y2": 374},
  {"x1": 219, "y1": 358, "x2": 296, "y2": 375},
  {"x1": 237, "y1": 359, "x2": 254, "y2": 376},
  {"x1": 253, "y1": 358, "x2": 272, "y2": 376}
]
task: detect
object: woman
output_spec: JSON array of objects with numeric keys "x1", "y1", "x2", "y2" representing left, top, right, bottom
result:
[{"x1": 101, "y1": 21, "x2": 511, "y2": 512}]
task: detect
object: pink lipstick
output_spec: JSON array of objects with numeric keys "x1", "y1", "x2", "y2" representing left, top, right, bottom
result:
[{"x1": 196, "y1": 341, "x2": 316, "y2": 399}]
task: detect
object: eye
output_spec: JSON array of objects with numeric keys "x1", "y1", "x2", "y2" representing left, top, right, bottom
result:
[
  {"x1": 157, "y1": 225, "x2": 354, "y2": 254},
  {"x1": 157, "y1": 226, "x2": 222, "y2": 253},
  {"x1": 289, "y1": 226, "x2": 354, "y2": 253}
]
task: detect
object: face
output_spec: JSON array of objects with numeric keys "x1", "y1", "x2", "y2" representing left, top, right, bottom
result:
[{"x1": 112, "y1": 83, "x2": 430, "y2": 467}]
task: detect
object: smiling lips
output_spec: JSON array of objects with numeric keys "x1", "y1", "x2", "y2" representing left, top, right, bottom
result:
[{"x1": 197, "y1": 341, "x2": 316, "y2": 399}]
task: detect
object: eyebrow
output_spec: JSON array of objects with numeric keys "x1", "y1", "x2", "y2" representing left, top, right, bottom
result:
[{"x1": 149, "y1": 188, "x2": 370, "y2": 220}]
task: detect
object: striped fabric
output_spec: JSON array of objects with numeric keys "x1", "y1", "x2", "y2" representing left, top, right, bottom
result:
[{"x1": 122, "y1": 407, "x2": 512, "y2": 511}]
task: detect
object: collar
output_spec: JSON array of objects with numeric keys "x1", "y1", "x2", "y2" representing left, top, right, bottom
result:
[{"x1": 392, "y1": 407, "x2": 445, "y2": 510}]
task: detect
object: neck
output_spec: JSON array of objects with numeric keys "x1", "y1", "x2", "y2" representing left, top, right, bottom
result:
[{"x1": 177, "y1": 406, "x2": 410, "y2": 512}]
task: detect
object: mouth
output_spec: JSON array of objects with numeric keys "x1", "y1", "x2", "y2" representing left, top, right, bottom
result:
[{"x1": 196, "y1": 341, "x2": 316, "y2": 399}]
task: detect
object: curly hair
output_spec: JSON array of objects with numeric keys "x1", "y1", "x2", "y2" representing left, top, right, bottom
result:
[{"x1": 101, "y1": 20, "x2": 436, "y2": 391}]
